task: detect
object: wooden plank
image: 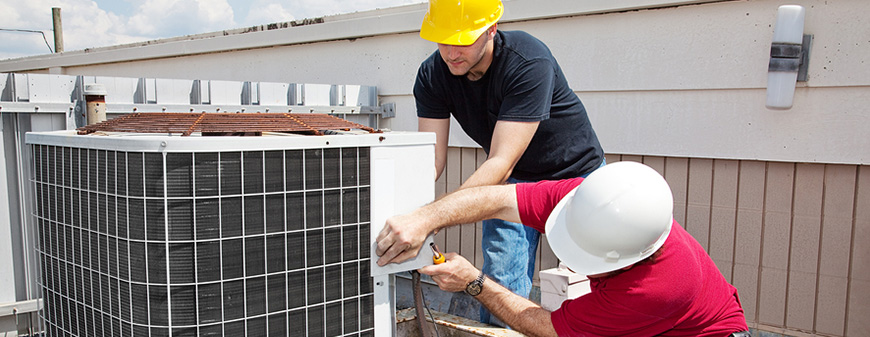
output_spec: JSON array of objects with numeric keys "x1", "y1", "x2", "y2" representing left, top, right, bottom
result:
[
  {"x1": 460, "y1": 147, "x2": 477, "y2": 183},
  {"x1": 816, "y1": 275, "x2": 848, "y2": 336},
  {"x1": 444, "y1": 147, "x2": 463, "y2": 254},
  {"x1": 849, "y1": 166, "x2": 870, "y2": 336},
  {"x1": 664, "y1": 157, "x2": 689, "y2": 226},
  {"x1": 686, "y1": 158, "x2": 713, "y2": 250},
  {"x1": 847, "y1": 280, "x2": 870, "y2": 337},
  {"x1": 819, "y1": 165, "x2": 857, "y2": 277},
  {"x1": 815, "y1": 165, "x2": 857, "y2": 335},
  {"x1": 709, "y1": 159, "x2": 738, "y2": 282},
  {"x1": 785, "y1": 164, "x2": 824, "y2": 331},
  {"x1": 474, "y1": 224, "x2": 484, "y2": 270},
  {"x1": 434, "y1": 169, "x2": 448, "y2": 253},
  {"x1": 603, "y1": 153, "x2": 621, "y2": 165},
  {"x1": 757, "y1": 162, "x2": 794, "y2": 327},
  {"x1": 732, "y1": 263, "x2": 760, "y2": 322},
  {"x1": 459, "y1": 148, "x2": 478, "y2": 262},
  {"x1": 621, "y1": 154, "x2": 643, "y2": 163},
  {"x1": 476, "y1": 148, "x2": 487, "y2": 169},
  {"x1": 732, "y1": 160, "x2": 766, "y2": 322},
  {"x1": 435, "y1": 163, "x2": 447, "y2": 199},
  {"x1": 642, "y1": 156, "x2": 666, "y2": 177},
  {"x1": 475, "y1": 148, "x2": 487, "y2": 270}
]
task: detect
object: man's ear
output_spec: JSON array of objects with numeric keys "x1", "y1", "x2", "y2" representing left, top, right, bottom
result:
[{"x1": 489, "y1": 23, "x2": 498, "y2": 36}]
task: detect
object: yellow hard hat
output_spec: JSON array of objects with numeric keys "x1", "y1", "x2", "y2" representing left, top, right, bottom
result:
[{"x1": 419, "y1": 0, "x2": 504, "y2": 46}]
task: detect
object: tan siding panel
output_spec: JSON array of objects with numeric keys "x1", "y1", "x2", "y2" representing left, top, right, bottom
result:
[
  {"x1": 762, "y1": 162, "x2": 794, "y2": 267},
  {"x1": 665, "y1": 157, "x2": 689, "y2": 226},
  {"x1": 446, "y1": 147, "x2": 462, "y2": 189},
  {"x1": 853, "y1": 166, "x2": 870, "y2": 281},
  {"x1": 758, "y1": 162, "x2": 794, "y2": 326},
  {"x1": 816, "y1": 275, "x2": 848, "y2": 336},
  {"x1": 604, "y1": 153, "x2": 621, "y2": 165},
  {"x1": 814, "y1": 165, "x2": 857, "y2": 335},
  {"x1": 733, "y1": 263, "x2": 760, "y2": 322},
  {"x1": 474, "y1": 225, "x2": 484, "y2": 270},
  {"x1": 758, "y1": 267, "x2": 788, "y2": 326},
  {"x1": 643, "y1": 156, "x2": 666, "y2": 176},
  {"x1": 687, "y1": 158, "x2": 713, "y2": 250},
  {"x1": 785, "y1": 164, "x2": 823, "y2": 331},
  {"x1": 444, "y1": 147, "x2": 463, "y2": 254},
  {"x1": 475, "y1": 148, "x2": 487, "y2": 270},
  {"x1": 847, "y1": 280, "x2": 870, "y2": 337},
  {"x1": 460, "y1": 148, "x2": 478, "y2": 262},
  {"x1": 621, "y1": 155, "x2": 643, "y2": 163},
  {"x1": 785, "y1": 271, "x2": 817, "y2": 331},
  {"x1": 848, "y1": 166, "x2": 870, "y2": 337},
  {"x1": 735, "y1": 161, "x2": 765, "y2": 266},
  {"x1": 788, "y1": 164, "x2": 823, "y2": 273},
  {"x1": 434, "y1": 158, "x2": 449, "y2": 251},
  {"x1": 710, "y1": 160, "x2": 739, "y2": 281},
  {"x1": 734, "y1": 159, "x2": 765, "y2": 320},
  {"x1": 819, "y1": 165, "x2": 856, "y2": 277}
]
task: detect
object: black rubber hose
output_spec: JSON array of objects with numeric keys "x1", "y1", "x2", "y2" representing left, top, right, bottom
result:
[{"x1": 412, "y1": 271, "x2": 434, "y2": 337}]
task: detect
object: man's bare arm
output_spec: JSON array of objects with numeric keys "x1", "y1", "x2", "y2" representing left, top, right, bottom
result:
[
  {"x1": 459, "y1": 120, "x2": 539, "y2": 189},
  {"x1": 419, "y1": 254, "x2": 558, "y2": 337},
  {"x1": 418, "y1": 117, "x2": 450, "y2": 181},
  {"x1": 375, "y1": 184, "x2": 520, "y2": 265}
]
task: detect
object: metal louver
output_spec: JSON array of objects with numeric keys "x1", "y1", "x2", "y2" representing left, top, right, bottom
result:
[{"x1": 27, "y1": 130, "x2": 435, "y2": 337}]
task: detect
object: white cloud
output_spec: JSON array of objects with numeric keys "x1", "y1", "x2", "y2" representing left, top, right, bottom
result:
[
  {"x1": 127, "y1": 0, "x2": 235, "y2": 36},
  {"x1": 0, "y1": 0, "x2": 423, "y2": 60},
  {"x1": 243, "y1": 2, "x2": 294, "y2": 26}
]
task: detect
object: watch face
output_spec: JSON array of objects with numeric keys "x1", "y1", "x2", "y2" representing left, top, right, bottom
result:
[{"x1": 466, "y1": 283, "x2": 482, "y2": 296}]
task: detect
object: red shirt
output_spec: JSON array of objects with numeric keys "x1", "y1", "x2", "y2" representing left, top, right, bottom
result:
[{"x1": 517, "y1": 178, "x2": 747, "y2": 337}]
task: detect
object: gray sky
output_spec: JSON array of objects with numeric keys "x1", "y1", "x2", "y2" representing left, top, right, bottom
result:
[{"x1": 0, "y1": 0, "x2": 426, "y2": 60}]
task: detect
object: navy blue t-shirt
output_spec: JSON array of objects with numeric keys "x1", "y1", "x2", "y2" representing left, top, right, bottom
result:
[{"x1": 414, "y1": 30, "x2": 604, "y2": 181}]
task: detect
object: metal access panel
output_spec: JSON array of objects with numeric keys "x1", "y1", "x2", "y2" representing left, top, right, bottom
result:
[{"x1": 26, "y1": 130, "x2": 434, "y2": 337}]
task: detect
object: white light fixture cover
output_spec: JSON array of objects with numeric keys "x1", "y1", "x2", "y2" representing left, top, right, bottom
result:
[{"x1": 766, "y1": 5, "x2": 806, "y2": 110}]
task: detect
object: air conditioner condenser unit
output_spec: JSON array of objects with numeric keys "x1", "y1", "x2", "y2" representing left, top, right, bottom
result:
[{"x1": 26, "y1": 129, "x2": 435, "y2": 337}]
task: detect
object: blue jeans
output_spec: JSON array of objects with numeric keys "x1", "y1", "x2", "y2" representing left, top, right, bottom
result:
[{"x1": 480, "y1": 160, "x2": 604, "y2": 327}]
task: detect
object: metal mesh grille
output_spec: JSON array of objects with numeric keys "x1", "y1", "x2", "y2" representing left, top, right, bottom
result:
[
  {"x1": 33, "y1": 144, "x2": 375, "y2": 336},
  {"x1": 77, "y1": 113, "x2": 379, "y2": 136}
]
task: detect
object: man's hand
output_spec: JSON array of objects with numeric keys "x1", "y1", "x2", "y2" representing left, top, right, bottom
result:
[
  {"x1": 375, "y1": 212, "x2": 431, "y2": 266},
  {"x1": 418, "y1": 252, "x2": 479, "y2": 293}
]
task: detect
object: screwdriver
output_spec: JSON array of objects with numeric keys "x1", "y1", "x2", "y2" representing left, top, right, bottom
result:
[{"x1": 430, "y1": 242, "x2": 445, "y2": 264}]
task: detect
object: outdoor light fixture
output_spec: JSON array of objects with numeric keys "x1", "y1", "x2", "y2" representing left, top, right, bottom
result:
[{"x1": 766, "y1": 5, "x2": 811, "y2": 110}]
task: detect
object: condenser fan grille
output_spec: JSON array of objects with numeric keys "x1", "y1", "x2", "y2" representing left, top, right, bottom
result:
[{"x1": 33, "y1": 144, "x2": 375, "y2": 336}]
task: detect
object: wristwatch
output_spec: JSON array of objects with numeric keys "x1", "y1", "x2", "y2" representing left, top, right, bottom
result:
[{"x1": 465, "y1": 271, "x2": 485, "y2": 297}]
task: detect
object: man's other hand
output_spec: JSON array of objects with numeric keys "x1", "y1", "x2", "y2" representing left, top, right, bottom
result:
[{"x1": 418, "y1": 253, "x2": 478, "y2": 293}]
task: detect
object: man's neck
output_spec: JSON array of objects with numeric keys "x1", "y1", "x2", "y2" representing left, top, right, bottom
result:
[{"x1": 466, "y1": 38, "x2": 495, "y2": 81}]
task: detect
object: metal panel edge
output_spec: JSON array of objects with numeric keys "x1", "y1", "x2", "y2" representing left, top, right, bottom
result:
[{"x1": 25, "y1": 130, "x2": 435, "y2": 152}]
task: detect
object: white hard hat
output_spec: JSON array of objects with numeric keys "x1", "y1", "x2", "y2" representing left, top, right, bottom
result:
[{"x1": 544, "y1": 161, "x2": 674, "y2": 276}]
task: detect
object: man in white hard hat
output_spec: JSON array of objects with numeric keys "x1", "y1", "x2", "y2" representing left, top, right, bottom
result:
[
  {"x1": 376, "y1": 162, "x2": 749, "y2": 336},
  {"x1": 410, "y1": 0, "x2": 605, "y2": 325}
]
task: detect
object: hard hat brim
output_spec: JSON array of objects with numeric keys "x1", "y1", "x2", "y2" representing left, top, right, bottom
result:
[
  {"x1": 544, "y1": 186, "x2": 672, "y2": 276},
  {"x1": 419, "y1": 17, "x2": 493, "y2": 46}
]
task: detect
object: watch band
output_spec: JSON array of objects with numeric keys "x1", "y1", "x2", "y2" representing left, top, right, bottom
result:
[{"x1": 465, "y1": 271, "x2": 485, "y2": 297}]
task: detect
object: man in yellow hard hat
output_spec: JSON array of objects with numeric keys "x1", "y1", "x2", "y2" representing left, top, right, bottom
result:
[
  {"x1": 392, "y1": 0, "x2": 605, "y2": 326},
  {"x1": 377, "y1": 162, "x2": 750, "y2": 336}
]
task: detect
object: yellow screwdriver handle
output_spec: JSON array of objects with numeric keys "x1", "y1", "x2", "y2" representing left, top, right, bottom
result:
[{"x1": 430, "y1": 242, "x2": 445, "y2": 264}]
